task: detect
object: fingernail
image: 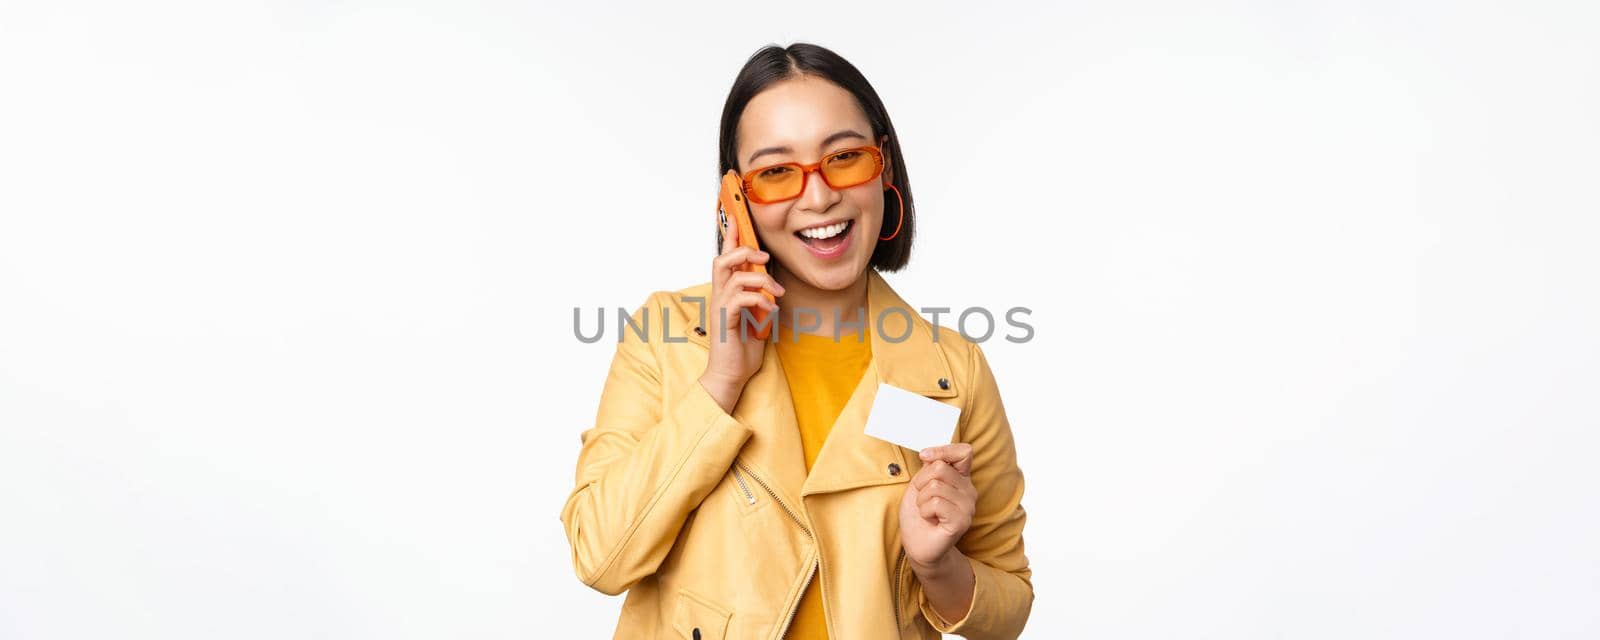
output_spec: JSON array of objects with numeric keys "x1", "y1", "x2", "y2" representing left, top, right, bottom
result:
[{"x1": 920, "y1": 449, "x2": 934, "y2": 460}]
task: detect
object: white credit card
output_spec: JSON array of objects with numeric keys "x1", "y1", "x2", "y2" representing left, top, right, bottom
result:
[{"x1": 863, "y1": 382, "x2": 961, "y2": 453}]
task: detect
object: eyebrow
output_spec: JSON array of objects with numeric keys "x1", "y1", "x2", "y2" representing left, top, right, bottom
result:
[{"x1": 745, "y1": 129, "x2": 870, "y2": 167}]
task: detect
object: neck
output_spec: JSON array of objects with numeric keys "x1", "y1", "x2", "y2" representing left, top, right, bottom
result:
[{"x1": 774, "y1": 267, "x2": 870, "y2": 338}]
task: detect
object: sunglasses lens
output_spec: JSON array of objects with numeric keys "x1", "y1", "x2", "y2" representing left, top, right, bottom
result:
[
  {"x1": 821, "y1": 148, "x2": 882, "y2": 188},
  {"x1": 748, "y1": 165, "x2": 803, "y2": 202}
]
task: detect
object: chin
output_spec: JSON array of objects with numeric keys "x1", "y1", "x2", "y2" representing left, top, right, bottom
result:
[{"x1": 789, "y1": 257, "x2": 868, "y2": 291}]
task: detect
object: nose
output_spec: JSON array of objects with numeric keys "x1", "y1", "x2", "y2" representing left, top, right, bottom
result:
[{"x1": 792, "y1": 164, "x2": 842, "y2": 216}]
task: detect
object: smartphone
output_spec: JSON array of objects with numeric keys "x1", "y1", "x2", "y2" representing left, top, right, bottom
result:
[{"x1": 717, "y1": 170, "x2": 775, "y2": 340}]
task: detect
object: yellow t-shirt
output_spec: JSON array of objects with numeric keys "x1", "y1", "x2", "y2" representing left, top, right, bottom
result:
[{"x1": 775, "y1": 323, "x2": 872, "y2": 639}]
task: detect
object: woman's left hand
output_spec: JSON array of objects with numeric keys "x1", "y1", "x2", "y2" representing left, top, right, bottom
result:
[{"x1": 898, "y1": 443, "x2": 978, "y2": 570}]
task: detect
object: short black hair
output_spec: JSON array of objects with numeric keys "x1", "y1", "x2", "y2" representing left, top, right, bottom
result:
[{"x1": 717, "y1": 42, "x2": 914, "y2": 272}]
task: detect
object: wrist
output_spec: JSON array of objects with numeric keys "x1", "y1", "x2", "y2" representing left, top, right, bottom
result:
[
  {"x1": 908, "y1": 547, "x2": 968, "y2": 582},
  {"x1": 698, "y1": 371, "x2": 747, "y2": 413}
]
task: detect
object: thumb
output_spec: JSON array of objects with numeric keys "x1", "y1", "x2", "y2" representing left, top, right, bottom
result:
[{"x1": 918, "y1": 443, "x2": 973, "y2": 476}]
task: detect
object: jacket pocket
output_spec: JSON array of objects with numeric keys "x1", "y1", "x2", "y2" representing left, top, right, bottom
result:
[{"x1": 672, "y1": 589, "x2": 731, "y2": 640}]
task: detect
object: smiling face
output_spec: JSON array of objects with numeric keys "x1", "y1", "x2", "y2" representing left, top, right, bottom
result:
[{"x1": 734, "y1": 75, "x2": 889, "y2": 292}]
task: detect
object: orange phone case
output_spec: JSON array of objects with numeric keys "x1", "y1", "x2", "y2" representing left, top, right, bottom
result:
[{"x1": 718, "y1": 170, "x2": 775, "y2": 340}]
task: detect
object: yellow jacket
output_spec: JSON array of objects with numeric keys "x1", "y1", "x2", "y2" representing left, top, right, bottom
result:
[{"x1": 561, "y1": 270, "x2": 1033, "y2": 639}]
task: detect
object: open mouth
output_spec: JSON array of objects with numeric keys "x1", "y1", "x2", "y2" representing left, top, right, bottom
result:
[{"x1": 794, "y1": 219, "x2": 854, "y2": 256}]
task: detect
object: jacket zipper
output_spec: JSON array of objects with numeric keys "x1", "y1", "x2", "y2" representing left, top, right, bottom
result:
[
  {"x1": 734, "y1": 460, "x2": 822, "y2": 639},
  {"x1": 892, "y1": 548, "x2": 907, "y2": 634},
  {"x1": 734, "y1": 461, "x2": 809, "y2": 536},
  {"x1": 778, "y1": 558, "x2": 818, "y2": 638},
  {"x1": 731, "y1": 466, "x2": 756, "y2": 505}
]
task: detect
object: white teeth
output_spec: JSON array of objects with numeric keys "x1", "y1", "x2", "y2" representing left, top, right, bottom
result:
[{"x1": 799, "y1": 221, "x2": 849, "y2": 240}]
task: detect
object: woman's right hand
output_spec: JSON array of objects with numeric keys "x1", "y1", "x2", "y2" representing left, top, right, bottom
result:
[{"x1": 698, "y1": 224, "x2": 784, "y2": 414}]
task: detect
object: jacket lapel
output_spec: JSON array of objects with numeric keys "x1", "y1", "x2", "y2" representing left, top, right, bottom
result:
[{"x1": 800, "y1": 271, "x2": 959, "y2": 498}]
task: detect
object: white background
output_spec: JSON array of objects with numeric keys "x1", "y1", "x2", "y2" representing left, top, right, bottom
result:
[{"x1": 2, "y1": 1, "x2": 1597, "y2": 638}]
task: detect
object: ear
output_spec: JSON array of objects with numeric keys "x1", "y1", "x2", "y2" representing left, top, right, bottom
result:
[{"x1": 878, "y1": 134, "x2": 894, "y2": 187}]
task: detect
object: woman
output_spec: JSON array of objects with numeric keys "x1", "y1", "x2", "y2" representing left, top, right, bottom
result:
[{"x1": 561, "y1": 43, "x2": 1032, "y2": 639}]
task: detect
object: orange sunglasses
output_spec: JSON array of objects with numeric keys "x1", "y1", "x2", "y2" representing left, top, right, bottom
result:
[{"x1": 741, "y1": 145, "x2": 886, "y2": 204}]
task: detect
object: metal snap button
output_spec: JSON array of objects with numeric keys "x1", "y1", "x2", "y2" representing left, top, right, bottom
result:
[
  {"x1": 888, "y1": 462, "x2": 902, "y2": 476},
  {"x1": 937, "y1": 377, "x2": 950, "y2": 390},
  {"x1": 694, "y1": 326, "x2": 706, "y2": 337}
]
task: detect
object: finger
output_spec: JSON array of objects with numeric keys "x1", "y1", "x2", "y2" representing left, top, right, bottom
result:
[
  {"x1": 911, "y1": 460, "x2": 950, "y2": 492},
  {"x1": 928, "y1": 496, "x2": 960, "y2": 524},
  {"x1": 712, "y1": 250, "x2": 769, "y2": 294},
  {"x1": 726, "y1": 290, "x2": 778, "y2": 314},
  {"x1": 726, "y1": 270, "x2": 785, "y2": 298},
  {"x1": 900, "y1": 480, "x2": 919, "y2": 507},
  {"x1": 918, "y1": 493, "x2": 942, "y2": 521},
  {"x1": 712, "y1": 247, "x2": 768, "y2": 281},
  {"x1": 916, "y1": 479, "x2": 962, "y2": 509},
  {"x1": 920, "y1": 473, "x2": 974, "y2": 506},
  {"x1": 712, "y1": 246, "x2": 765, "y2": 276},
  {"x1": 919, "y1": 494, "x2": 960, "y2": 524},
  {"x1": 915, "y1": 464, "x2": 970, "y2": 495},
  {"x1": 714, "y1": 245, "x2": 767, "y2": 268},
  {"x1": 915, "y1": 476, "x2": 954, "y2": 502},
  {"x1": 918, "y1": 443, "x2": 973, "y2": 476},
  {"x1": 932, "y1": 462, "x2": 972, "y2": 489},
  {"x1": 718, "y1": 293, "x2": 778, "y2": 338}
]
